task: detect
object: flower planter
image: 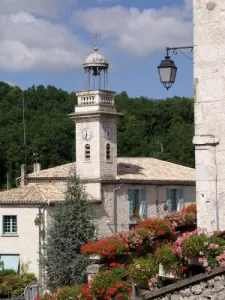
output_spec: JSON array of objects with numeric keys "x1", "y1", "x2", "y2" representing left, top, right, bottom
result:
[
  {"x1": 188, "y1": 258, "x2": 201, "y2": 266},
  {"x1": 88, "y1": 254, "x2": 106, "y2": 265},
  {"x1": 115, "y1": 253, "x2": 133, "y2": 264},
  {"x1": 175, "y1": 223, "x2": 197, "y2": 233},
  {"x1": 159, "y1": 263, "x2": 179, "y2": 279}
]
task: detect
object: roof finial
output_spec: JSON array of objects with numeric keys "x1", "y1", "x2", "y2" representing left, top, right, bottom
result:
[{"x1": 92, "y1": 33, "x2": 102, "y2": 51}]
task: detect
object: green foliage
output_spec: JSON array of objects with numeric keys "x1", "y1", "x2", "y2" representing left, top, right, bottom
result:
[
  {"x1": 44, "y1": 175, "x2": 95, "y2": 288},
  {"x1": 182, "y1": 234, "x2": 208, "y2": 258},
  {"x1": 129, "y1": 255, "x2": 158, "y2": 284},
  {"x1": 56, "y1": 286, "x2": 82, "y2": 300},
  {"x1": 90, "y1": 266, "x2": 128, "y2": 296},
  {"x1": 155, "y1": 243, "x2": 177, "y2": 268},
  {"x1": 0, "y1": 83, "x2": 194, "y2": 188},
  {"x1": 0, "y1": 272, "x2": 36, "y2": 297}
]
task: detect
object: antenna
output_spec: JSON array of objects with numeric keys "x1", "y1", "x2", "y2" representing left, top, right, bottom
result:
[{"x1": 22, "y1": 91, "x2": 27, "y2": 166}]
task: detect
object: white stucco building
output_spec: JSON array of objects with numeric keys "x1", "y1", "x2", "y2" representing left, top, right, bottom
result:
[{"x1": 0, "y1": 47, "x2": 195, "y2": 285}]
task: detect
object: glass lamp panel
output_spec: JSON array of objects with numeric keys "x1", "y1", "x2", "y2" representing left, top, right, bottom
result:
[
  {"x1": 170, "y1": 67, "x2": 177, "y2": 83},
  {"x1": 158, "y1": 67, "x2": 172, "y2": 83}
]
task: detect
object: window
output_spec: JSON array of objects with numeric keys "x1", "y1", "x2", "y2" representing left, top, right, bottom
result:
[
  {"x1": 171, "y1": 189, "x2": 177, "y2": 212},
  {"x1": 166, "y1": 188, "x2": 184, "y2": 212},
  {"x1": 106, "y1": 143, "x2": 111, "y2": 161},
  {"x1": 0, "y1": 255, "x2": 20, "y2": 272},
  {"x1": 85, "y1": 144, "x2": 91, "y2": 161},
  {"x1": 128, "y1": 189, "x2": 147, "y2": 219},
  {"x1": 3, "y1": 216, "x2": 17, "y2": 234}
]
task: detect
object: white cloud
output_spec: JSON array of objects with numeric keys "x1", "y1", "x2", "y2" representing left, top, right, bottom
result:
[
  {"x1": 0, "y1": 12, "x2": 89, "y2": 72},
  {"x1": 96, "y1": 0, "x2": 118, "y2": 3},
  {"x1": 73, "y1": 1, "x2": 193, "y2": 55},
  {"x1": 0, "y1": 0, "x2": 76, "y2": 17}
]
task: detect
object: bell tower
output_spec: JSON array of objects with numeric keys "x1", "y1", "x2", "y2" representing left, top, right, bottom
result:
[{"x1": 70, "y1": 47, "x2": 121, "y2": 180}]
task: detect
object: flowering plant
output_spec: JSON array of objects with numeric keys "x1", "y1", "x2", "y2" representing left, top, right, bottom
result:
[
  {"x1": 89, "y1": 266, "x2": 131, "y2": 299},
  {"x1": 165, "y1": 204, "x2": 197, "y2": 227},
  {"x1": 173, "y1": 229, "x2": 225, "y2": 273},
  {"x1": 155, "y1": 243, "x2": 188, "y2": 278},
  {"x1": 181, "y1": 204, "x2": 197, "y2": 215},
  {"x1": 116, "y1": 229, "x2": 144, "y2": 250},
  {"x1": 137, "y1": 218, "x2": 175, "y2": 238},
  {"x1": 81, "y1": 237, "x2": 129, "y2": 258},
  {"x1": 129, "y1": 255, "x2": 158, "y2": 284}
]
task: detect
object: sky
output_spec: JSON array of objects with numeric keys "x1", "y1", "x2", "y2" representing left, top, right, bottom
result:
[{"x1": 0, "y1": 0, "x2": 193, "y2": 99}]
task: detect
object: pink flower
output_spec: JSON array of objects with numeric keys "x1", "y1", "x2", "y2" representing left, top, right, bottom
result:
[
  {"x1": 135, "y1": 264, "x2": 141, "y2": 270},
  {"x1": 209, "y1": 244, "x2": 215, "y2": 249}
]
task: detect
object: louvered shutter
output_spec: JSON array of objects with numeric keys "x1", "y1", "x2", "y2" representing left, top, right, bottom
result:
[
  {"x1": 128, "y1": 189, "x2": 135, "y2": 218},
  {"x1": 141, "y1": 189, "x2": 147, "y2": 219},
  {"x1": 179, "y1": 188, "x2": 184, "y2": 210},
  {"x1": 166, "y1": 189, "x2": 172, "y2": 212}
]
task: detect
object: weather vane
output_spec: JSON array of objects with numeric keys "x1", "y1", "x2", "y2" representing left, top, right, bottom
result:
[{"x1": 92, "y1": 33, "x2": 102, "y2": 41}]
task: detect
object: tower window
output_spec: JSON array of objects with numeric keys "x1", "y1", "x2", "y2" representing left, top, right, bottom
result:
[
  {"x1": 106, "y1": 143, "x2": 111, "y2": 161},
  {"x1": 85, "y1": 144, "x2": 91, "y2": 161}
]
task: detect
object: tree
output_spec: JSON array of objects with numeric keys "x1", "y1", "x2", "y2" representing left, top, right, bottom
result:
[{"x1": 44, "y1": 175, "x2": 95, "y2": 288}]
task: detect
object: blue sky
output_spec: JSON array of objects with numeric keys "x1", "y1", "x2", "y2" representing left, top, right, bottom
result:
[{"x1": 0, "y1": 0, "x2": 193, "y2": 99}]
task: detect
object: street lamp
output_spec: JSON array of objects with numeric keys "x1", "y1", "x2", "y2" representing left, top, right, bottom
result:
[{"x1": 158, "y1": 46, "x2": 193, "y2": 90}]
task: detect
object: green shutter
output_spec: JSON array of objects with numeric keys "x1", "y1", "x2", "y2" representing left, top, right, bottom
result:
[
  {"x1": 179, "y1": 188, "x2": 184, "y2": 210},
  {"x1": 128, "y1": 189, "x2": 134, "y2": 218},
  {"x1": 141, "y1": 189, "x2": 147, "y2": 219},
  {"x1": 166, "y1": 189, "x2": 172, "y2": 212}
]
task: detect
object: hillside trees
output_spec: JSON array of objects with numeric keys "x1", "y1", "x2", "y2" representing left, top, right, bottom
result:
[{"x1": 0, "y1": 82, "x2": 194, "y2": 188}]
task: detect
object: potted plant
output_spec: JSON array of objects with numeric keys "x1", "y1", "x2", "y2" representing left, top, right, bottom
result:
[
  {"x1": 89, "y1": 266, "x2": 131, "y2": 300},
  {"x1": 155, "y1": 243, "x2": 188, "y2": 279},
  {"x1": 129, "y1": 255, "x2": 158, "y2": 288}
]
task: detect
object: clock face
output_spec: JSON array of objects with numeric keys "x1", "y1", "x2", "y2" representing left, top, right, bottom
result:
[
  {"x1": 105, "y1": 127, "x2": 112, "y2": 140},
  {"x1": 82, "y1": 128, "x2": 92, "y2": 140}
]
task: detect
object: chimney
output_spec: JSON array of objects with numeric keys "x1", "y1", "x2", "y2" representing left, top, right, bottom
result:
[
  {"x1": 21, "y1": 164, "x2": 27, "y2": 187},
  {"x1": 33, "y1": 153, "x2": 41, "y2": 174}
]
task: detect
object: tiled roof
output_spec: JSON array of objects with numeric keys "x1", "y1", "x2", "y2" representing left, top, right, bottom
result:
[
  {"x1": 28, "y1": 157, "x2": 195, "y2": 183},
  {"x1": 0, "y1": 158, "x2": 195, "y2": 205},
  {"x1": 0, "y1": 183, "x2": 97, "y2": 205}
]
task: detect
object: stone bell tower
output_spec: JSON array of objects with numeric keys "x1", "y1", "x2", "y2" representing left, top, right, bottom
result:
[
  {"x1": 193, "y1": 0, "x2": 225, "y2": 232},
  {"x1": 70, "y1": 47, "x2": 121, "y2": 180}
]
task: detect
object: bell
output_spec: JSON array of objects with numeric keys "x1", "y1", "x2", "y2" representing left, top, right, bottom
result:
[{"x1": 93, "y1": 68, "x2": 98, "y2": 76}]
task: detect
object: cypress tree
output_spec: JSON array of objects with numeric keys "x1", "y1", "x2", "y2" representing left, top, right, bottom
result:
[{"x1": 44, "y1": 175, "x2": 95, "y2": 288}]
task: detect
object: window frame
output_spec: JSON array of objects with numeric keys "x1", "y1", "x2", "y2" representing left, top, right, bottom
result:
[{"x1": 3, "y1": 216, "x2": 17, "y2": 235}]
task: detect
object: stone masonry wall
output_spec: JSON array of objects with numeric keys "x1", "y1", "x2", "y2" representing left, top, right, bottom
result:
[
  {"x1": 193, "y1": 0, "x2": 225, "y2": 231},
  {"x1": 141, "y1": 268, "x2": 225, "y2": 300}
]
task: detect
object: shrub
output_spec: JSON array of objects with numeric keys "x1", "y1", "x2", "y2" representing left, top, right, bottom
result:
[
  {"x1": 129, "y1": 255, "x2": 158, "y2": 284},
  {"x1": 0, "y1": 272, "x2": 36, "y2": 297},
  {"x1": 56, "y1": 286, "x2": 82, "y2": 300}
]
